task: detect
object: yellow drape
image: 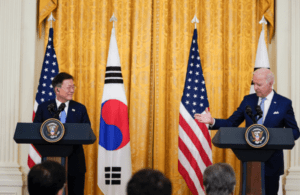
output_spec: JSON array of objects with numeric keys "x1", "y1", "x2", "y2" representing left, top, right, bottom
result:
[
  {"x1": 38, "y1": 0, "x2": 57, "y2": 37},
  {"x1": 40, "y1": 0, "x2": 274, "y2": 194}
]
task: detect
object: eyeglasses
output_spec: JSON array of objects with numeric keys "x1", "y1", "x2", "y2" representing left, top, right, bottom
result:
[{"x1": 60, "y1": 85, "x2": 76, "y2": 92}]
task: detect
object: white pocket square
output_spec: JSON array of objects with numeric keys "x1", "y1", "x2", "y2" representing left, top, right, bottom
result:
[
  {"x1": 273, "y1": 111, "x2": 279, "y2": 114},
  {"x1": 72, "y1": 109, "x2": 75, "y2": 112}
]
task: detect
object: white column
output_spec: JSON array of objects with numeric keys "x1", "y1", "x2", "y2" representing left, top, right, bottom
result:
[
  {"x1": 19, "y1": 0, "x2": 40, "y2": 194},
  {"x1": 0, "y1": 0, "x2": 23, "y2": 194},
  {"x1": 276, "y1": 0, "x2": 300, "y2": 194}
]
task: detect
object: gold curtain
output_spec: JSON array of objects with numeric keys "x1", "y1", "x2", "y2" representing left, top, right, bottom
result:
[{"x1": 40, "y1": 0, "x2": 274, "y2": 194}]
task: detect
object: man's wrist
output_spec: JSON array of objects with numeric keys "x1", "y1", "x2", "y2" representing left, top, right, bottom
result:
[{"x1": 209, "y1": 118, "x2": 215, "y2": 126}]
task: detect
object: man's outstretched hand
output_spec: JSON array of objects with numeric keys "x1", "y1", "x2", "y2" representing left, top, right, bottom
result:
[{"x1": 194, "y1": 108, "x2": 214, "y2": 125}]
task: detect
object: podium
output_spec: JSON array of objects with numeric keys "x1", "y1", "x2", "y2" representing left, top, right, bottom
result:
[
  {"x1": 14, "y1": 122, "x2": 96, "y2": 156},
  {"x1": 13, "y1": 122, "x2": 96, "y2": 194},
  {"x1": 212, "y1": 127, "x2": 295, "y2": 195}
]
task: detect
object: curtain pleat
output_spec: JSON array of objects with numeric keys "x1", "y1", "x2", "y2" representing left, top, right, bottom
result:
[{"x1": 40, "y1": 0, "x2": 274, "y2": 194}]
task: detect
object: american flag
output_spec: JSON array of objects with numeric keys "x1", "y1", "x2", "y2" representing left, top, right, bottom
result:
[
  {"x1": 178, "y1": 29, "x2": 212, "y2": 195},
  {"x1": 28, "y1": 27, "x2": 59, "y2": 168}
]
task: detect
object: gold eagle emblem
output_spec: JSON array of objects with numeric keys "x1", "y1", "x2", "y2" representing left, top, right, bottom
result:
[
  {"x1": 46, "y1": 123, "x2": 59, "y2": 136},
  {"x1": 251, "y1": 130, "x2": 264, "y2": 143}
]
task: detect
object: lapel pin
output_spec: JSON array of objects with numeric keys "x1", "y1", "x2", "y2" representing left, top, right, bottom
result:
[
  {"x1": 72, "y1": 109, "x2": 75, "y2": 112},
  {"x1": 274, "y1": 102, "x2": 276, "y2": 104}
]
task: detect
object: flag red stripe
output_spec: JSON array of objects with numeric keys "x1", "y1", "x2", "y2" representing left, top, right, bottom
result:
[
  {"x1": 32, "y1": 144, "x2": 41, "y2": 157},
  {"x1": 179, "y1": 114, "x2": 212, "y2": 166},
  {"x1": 27, "y1": 155, "x2": 36, "y2": 168},
  {"x1": 178, "y1": 160, "x2": 199, "y2": 195},
  {"x1": 196, "y1": 120, "x2": 212, "y2": 148},
  {"x1": 28, "y1": 110, "x2": 41, "y2": 168},
  {"x1": 32, "y1": 111, "x2": 36, "y2": 122},
  {"x1": 179, "y1": 137, "x2": 205, "y2": 190}
]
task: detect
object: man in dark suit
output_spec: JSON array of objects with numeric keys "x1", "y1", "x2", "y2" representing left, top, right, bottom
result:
[
  {"x1": 34, "y1": 72, "x2": 90, "y2": 195},
  {"x1": 195, "y1": 68, "x2": 300, "y2": 195}
]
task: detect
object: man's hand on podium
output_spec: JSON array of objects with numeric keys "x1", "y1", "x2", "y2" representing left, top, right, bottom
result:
[{"x1": 194, "y1": 108, "x2": 214, "y2": 125}]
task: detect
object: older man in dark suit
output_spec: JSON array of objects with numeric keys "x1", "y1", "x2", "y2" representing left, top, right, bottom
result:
[
  {"x1": 195, "y1": 68, "x2": 300, "y2": 195},
  {"x1": 34, "y1": 72, "x2": 90, "y2": 195}
]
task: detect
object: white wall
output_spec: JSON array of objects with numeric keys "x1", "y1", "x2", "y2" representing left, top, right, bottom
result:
[
  {"x1": 0, "y1": 0, "x2": 43, "y2": 194},
  {"x1": 275, "y1": 0, "x2": 300, "y2": 194}
]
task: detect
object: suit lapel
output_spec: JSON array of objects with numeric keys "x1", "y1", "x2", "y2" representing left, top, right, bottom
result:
[
  {"x1": 250, "y1": 95, "x2": 259, "y2": 113},
  {"x1": 49, "y1": 99, "x2": 57, "y2": 118},
  {"x1": 244, "y1": 95, "x2": 259, "y2": 125},
  {"x1": 263, "y1": 91, "x2": 279, "y2": 127},
  {"x1": 66, "y1": 100, "x2": 74, "y2": 123}
]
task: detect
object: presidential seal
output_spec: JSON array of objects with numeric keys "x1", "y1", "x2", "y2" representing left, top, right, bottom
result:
[
  {"x1": 245, "y1": 124, "x2": 269, "y2": 148},
  {"x1": 40, "y1": 118, "x2": 65, "y2": 143}
]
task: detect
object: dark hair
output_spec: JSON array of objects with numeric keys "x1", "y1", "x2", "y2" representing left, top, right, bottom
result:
[
  {"x1": 203, "y1": 163, "x2": 236, "y2": 195},
  {"x1": 127, "y1": 168, "x2": 172, "y2": 195},
  {"x1": 28, "y1": 160, "x2": 66, "y2": 195},
  {"x1": 52, "y1": 72, "x2": 73, "y2": 89}
]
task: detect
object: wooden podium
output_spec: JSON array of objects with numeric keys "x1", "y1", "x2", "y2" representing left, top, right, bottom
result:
[{"x1": 212, "y1": 127, "x2": 295, "y2": 195}]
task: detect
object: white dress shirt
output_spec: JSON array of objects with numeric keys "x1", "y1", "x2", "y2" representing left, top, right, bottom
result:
[{"x1": 258, "y1": 90, "x2": 274, "y2": 123}]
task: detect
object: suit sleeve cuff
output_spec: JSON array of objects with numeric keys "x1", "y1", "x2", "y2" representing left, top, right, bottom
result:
[{"x1": 209, "y1": 118, "x2": 215, "y2": 128}]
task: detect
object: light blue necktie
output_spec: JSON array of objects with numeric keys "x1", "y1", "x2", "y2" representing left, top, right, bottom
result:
[
  {"x1": 60, "y1": 110, "x2": 66, "y2": 123},
  {"x1": 257, "y1": 98, "x2": 266, "y2": 124}
]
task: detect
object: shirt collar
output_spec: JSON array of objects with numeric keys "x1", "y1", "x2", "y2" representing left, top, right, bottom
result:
[
  {"x1": 55, "y1": 98, "x2": 70, "y2": 109},
  {"x1": 259, "y1": 90, "x2": 274, "y2": 102}
]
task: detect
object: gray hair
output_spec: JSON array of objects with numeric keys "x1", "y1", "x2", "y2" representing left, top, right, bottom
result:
[
  {"x1": 203, "y1": 163, "x2": 236, "y2": 195},
  {"x1": 253, "y1": 68, "x2": 275, "y2": 85}
]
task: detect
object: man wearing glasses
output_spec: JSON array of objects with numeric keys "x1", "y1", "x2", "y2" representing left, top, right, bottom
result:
[{"x1": 34, "y1": 72, "x2": 90, "y2": 195}]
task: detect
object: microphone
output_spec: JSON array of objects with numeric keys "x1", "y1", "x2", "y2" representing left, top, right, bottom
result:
[
  {"x1": 57, "y1": 103, "x2": 66, "y2": 113},
  {"x1": 47, "y1": 103, "x2": 56, "y2": 116},
  {"x1": 256, "y1": 105, "x2": 263, "y2": 121},
  {"x1": 245, "y1": 106, "x2": 252, "y2": 117},
  {"x1": 53, "y1": 103, "x2": 66, "y2": 118},
  {"x1": 246, "y1": 105, "x2": 257, "y2": 124}
]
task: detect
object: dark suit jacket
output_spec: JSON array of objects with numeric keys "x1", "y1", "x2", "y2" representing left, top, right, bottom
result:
[
  {"x1": 33, "y1": 99, "x2": 91, "y2": 175},
  {"x1": 212, "y1": 91, "x2": 299, "y2": 176}
]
